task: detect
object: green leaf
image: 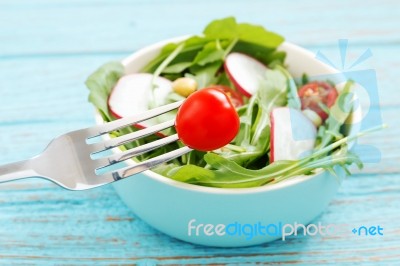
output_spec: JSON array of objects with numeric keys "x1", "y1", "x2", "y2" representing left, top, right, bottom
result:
[
  {"x1": 142, "y1": 37, "x2": 208, "y2": 73},
  {"x1": 143, "y1": 17, "x2": 285, "y2": 79},
  {"x1": 142, "y1": 43, "x2": 179, "y2": 73},
  {"x1": 186, "y1": 61, "x2": 222, "y2": 89},
  {"x1": 203, "y1": 17, "x2": 238, "y2": 39},
  {"x1": 152, "y1": 43, "x2": 185, "y2": 83},
  {"x1": 162, "y1": 62, "x2": 192, "y2": 74},
  {"x1": 221, "y1": 67, "x2": 288, "y2": 168},
  {"x1": 232, "y1": 41, "x2": 285, "y2": 67},
  {"x1": 203, "y1": 17, "x2": 284, "y2": 48},
  {"x1": 170, "y1": 153, "x2": 297, "y2": 188},
  {"x1": 318, "y1": 80, "x2": 355, "y2": 148},
  {"x1": 193, "y1": 41, "x2": 225, "y2": 66},
  {"x1": 249, "y1": 68, "x2": 288, "y2": 141},
  {"x1": 85, "y1": 61, "x2": 124, "y2": 121},
  {"x1": 275, "y1": 65, "x2": 301, "y2": 109},
  {"x1": 221, "y1": 126, "x2": 270, "y2": 167},
  {"x1": 237, "y1": 23, "x2": 284, "y2": 48},
  {"x1": 259, "y1": 68, "x2": 288, "y2": 109},
  {"x1": 152, "y1": 163, "x2": 182, "y2": 177},
  {"x1": 169, "y1": 164, "x2": 215, "y2": 183},
  {"x1": 168, "y1": 124, "x2": 385, "y2": 188},
  {"x1": 169, "y1": 141, "x2": 362, "y2": 188}
]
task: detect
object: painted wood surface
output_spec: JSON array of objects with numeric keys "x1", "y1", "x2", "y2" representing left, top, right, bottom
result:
[{"x1": 0, "y1": 0, "x2": 399, "y2": 264}]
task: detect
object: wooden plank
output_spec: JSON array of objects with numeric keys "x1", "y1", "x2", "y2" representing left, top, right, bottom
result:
[
  {"x1": 0, "y1": 172, "x2": 398, "y2": 264},
  {"x1": 0, "y1": 0, "x2": 399, "y2": 56}
]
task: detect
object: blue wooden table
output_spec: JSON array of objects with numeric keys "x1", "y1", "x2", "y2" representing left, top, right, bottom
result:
[{"x1": 1, "y1": 0, "x2": 399, "y2": 264}]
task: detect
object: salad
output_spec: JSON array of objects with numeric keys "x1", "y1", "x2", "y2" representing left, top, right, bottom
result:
[{"x1": 86, "y1": 17, "x2": 375, "y2": 188}]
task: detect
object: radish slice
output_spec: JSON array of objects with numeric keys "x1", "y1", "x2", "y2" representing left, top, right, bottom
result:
[
  {"x1": 224, "y1": 52, "x2": 267, "y2": 97},
  {"x1": 270, "y1": 107, "x2": 317, "y2": 162},
  {"x1": 108, "y1": 73, "x2": 172, "y2": 134}
]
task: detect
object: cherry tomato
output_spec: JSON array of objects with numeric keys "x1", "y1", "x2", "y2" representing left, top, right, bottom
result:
[
  {"x1": 209, "y1": 85, "x2": 244, "y2": 108},
  {"x1": 175, "y1": 87, "x2": 240, "y2": 151},
  {"x1": 298, "y1": 81, "x2": 338, "y2": 121}
]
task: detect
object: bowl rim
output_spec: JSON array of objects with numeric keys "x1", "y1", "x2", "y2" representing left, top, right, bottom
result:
[{"x1": 97, "y1": 36, "x2": 359, "y2": 195}]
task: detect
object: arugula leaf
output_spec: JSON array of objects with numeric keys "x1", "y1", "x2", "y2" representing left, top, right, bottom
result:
[
  {"x1": 162, "y1": 62, "x2": 192, "y2": 74},
  {"x1": 203, "y1": 17, "x2": 238, "y2": 39},
  {"x1": 85, "y1": 61, "x2": 124, "y2": 121},
  {"x1": 168, "y1": 126, "x2": 383, "y2": 188},
  {"x1": 275, "y1": 65, "x2": 301, "y2": 109},
  {"x1": 218, "y1": 67, "x2": 288, "y2": 167},
  {"x1": 152, "y1": 163, "x2": 182, "y2": 177},
  {"x1": 152, "y1": 43, "x2": 185, "y2": 83},
  {"x1": 236, "y1": 23, "x2": 284, "y2": 48},
  {"x1": 203, "y1": 17, "x2": 285, "y2": 67},
  {"x1": 203, "y1": 17, "x2": 284, "y2": 48},
  {"x1": 259, "y1": 68, "x2": 288, "y2": 108},
  {"x1": 247, "y1": 68, "x2": 288, "y2": 142},
  {"x1": 220, "y1": 129, "x2": 269, "y2": 166},
  {"x1": 185, "y1": 61, "x2": 222, "y2": 89},
  {"x1": 318, "y1": 81, "x2": 355, "y2": 148},
  {"x1": 143, "y1": 17, "x2": 285, "y2": 76},
  {"x1": 142, "y1": 37, "x2": 210, "y2": 73},
  {"x1": 85, "y1": 17, "x2": 382, "y2": 190},
  {"x1": 141, "y1": 43, "x2": 179, "y2": 73},
  {"x1": 232, "y1": 41, "x2": 286, "y2": 67},
  {"x1": 193, "y1": 41, "x2": 225, "y2": 66}
]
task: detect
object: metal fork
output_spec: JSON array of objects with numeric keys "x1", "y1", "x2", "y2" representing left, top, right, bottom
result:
[{"x1": 0, "y1": 101, "x2": 193, "y2": 190}]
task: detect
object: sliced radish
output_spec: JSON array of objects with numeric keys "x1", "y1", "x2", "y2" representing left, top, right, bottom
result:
[
  {"x1": 270, "y1": 107, "x2": 317, "y2": 163},
  {"x1": 108, "y1": 73, "x2": 172, "y2": 135},
  {"x1": 224, "y1": 52, "x2": 267, "y2": 97}
]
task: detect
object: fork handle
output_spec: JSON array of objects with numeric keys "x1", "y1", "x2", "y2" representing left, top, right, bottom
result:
[{"x1": 0, "y1": 159, "x2": 39, "y2": 183}]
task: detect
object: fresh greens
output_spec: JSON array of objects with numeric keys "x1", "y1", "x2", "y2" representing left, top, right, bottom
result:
[
  {"x1": 85, "y1": 17, "x2": 380, "y2": 189},
  {"x1": 165, "y1": 81, "x2": 367, "y2": 188},
  {"x1": 169, "y1": 143, "x2": 361, "y2": 188},
  {"x1": 216, "y1": 67, "x2": 289, "y2": 167},
  {"x1": 277, "y1": 65, "x2": 301, "y2": 110},
  {"x1": 85, "y1": 61, "x2": 124, "y2": 121},
  {"x1": 142, "y1": 17, "x2": 285, "y2": 94},
  {"x1": 203, "y1": 17, "x2": 283, "y2": 48},
  {"x1": 185, "y1": 61, "x2": 222, "y2": 90}
]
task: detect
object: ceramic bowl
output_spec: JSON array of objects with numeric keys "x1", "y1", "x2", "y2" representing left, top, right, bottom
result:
[{"x1": 95, "y1": 36, "x2": 360, "y2": 247}]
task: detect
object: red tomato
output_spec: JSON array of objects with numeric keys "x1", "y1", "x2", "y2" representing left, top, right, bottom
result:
[
  {"x1": 210, "y1": 85, "x2": 244, "y2": 108},
  {"x1": 298, "y1": 81, "x2": 338, "y2": 121},
  {"x1": 175, "y1": 87, "x2": 240, "y2": 151}
]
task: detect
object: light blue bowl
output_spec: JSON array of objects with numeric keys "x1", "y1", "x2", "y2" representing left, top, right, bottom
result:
[{"x1": 96, "y1": 37, "x2": 361, "y2": 247}]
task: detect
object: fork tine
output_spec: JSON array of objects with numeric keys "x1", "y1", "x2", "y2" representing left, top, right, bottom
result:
[
  {"x1": 88, "y1": 101, "x2": 183, "y2": 138},
  {"x1": 110, "y1": 146, "x2": 193, "y2": 180},
  {"x1": 94, "y1": 119, "x2": 175, "y2": 151},
  {"x1": 98, "y1": 134, "x2": 180, "y2": 166}
]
